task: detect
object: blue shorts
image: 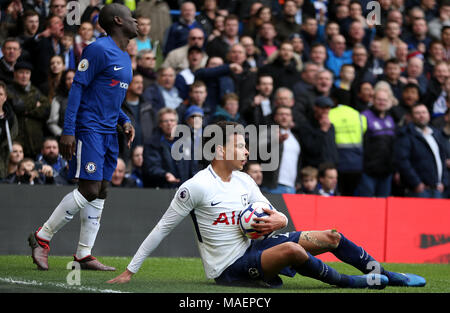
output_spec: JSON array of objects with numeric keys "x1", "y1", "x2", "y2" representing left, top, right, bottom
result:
[
  {"x1": 68, "y1": 132, "x2": 119, "y2": 182},
  {"x1": 215, "y1": 231, "x2": 301, "y2": 287}
]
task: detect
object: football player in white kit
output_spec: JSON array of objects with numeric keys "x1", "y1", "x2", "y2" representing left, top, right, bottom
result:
[{"x1": 108, "y1": 121, "x2": 425, "y2": 288}]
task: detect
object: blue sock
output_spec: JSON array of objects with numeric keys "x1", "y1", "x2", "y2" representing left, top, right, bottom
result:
[
  {"x1": 295, "y1": 252, "x2": 350, "y2": 287},
  {"x1": 332, "y1": 233, "x2": 385, "y2": 274}
]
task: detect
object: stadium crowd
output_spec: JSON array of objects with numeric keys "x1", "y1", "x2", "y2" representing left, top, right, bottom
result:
[{"x1": 0, "y1": 0, "x2": 449, "y2": 198}]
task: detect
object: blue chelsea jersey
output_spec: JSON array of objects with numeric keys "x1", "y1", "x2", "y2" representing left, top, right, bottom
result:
[{"x1": 66, "y1": 36, "x2": 132, "y2": 134}]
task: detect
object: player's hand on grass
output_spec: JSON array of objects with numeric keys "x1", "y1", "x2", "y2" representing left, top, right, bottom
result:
[
  {"x1": 107, "y1": 269, "x2": 134, "y2": 284},
  {"x1": 251, "y1": 208, "x2": 287, "y2": 235},
  {"x1": 123, "y1": 122, "x2": 135, "y2": 148},
  {"x1": 60, "y1": 135, "x2": 76, "y2": 161}
]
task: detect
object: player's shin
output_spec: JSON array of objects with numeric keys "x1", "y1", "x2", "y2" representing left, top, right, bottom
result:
[
  {"x1": 331, "y1": 233, "x2": 385, "y2": 274},
  {"x1": 76, "y1": 198, "x2": 105, "y2": 259},
  {"x1": 37, "y1": 189, "x2": 89, "y2": 241}
]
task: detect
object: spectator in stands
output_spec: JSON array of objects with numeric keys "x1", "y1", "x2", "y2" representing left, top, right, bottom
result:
[
  {"x1": 142, "y1": 108, "x2": 196, "y2": 188},
  {"x1": 379, "y1": 21, "x2": 403, "y2": 61},
  {"x1": 326, "y1": 34, "x2": 353, "y2": 78},
  {"x1": 259, "y1": 41, "x2": 301, "y2": 91},
  {"x1": 377, "y1": 58, "x2": 405, "y2": 101},
  {"x1": 127, "y1": 39, "x2": 138, "y2": 70},
  {"x1": 0, "y1": 80, "x2": 18, "y2": 179},
  {"x1": 399, "y1": 56, "x2": 427, "y2": 96},
  {"x1": 329, "y1": 100, "x2": 367, "y2": 196},
  {"x1": 3, "y1": 157, "x2": 51, "y2": 185},
  {"x1": 110, "y1": 158, "x2": 137, "y2": 188},
  {"x1": 206, "y1": 14, "x2": 240, "y2": 61},
  {"x1": 297, "y1": 96, "x2": 338, "y2": 169},
  {"x1": 179, "y1": 80, "x2": 209, "y2": 121},
  {"x1": 135, "y1": 15, "x2": 162, "y2": 66},
  {"x1": 195, "y1": 0, "x2": 218, "y2": 37},
  {"x1": 357, "y1": 89, "x2": 396, "y2": 197},
  {"x1": 333, "y1": 64, "x2": 355, "y2": 106},
  {"x1": 49, "y1": 0, "x2": 77, "y2": 33},
  {"x1": 18, "y1": 10, "x2": 40, "y2": 46},
  {"x1": 292, "y1": 62, "x2": 319, "y2": 107},
  {"x1": 351, "y1": 44, "x2": 376, "y2": 90},
  {"x1": 209, "y1": 93, "x2": 246, "y2": 126},
  {"x1": 6, "y1": 61, "x2": 50, "y2": 158},
  {"x1": 242, "y1": 4, "x2": 271, "y2": 39},
  {"x1": 431, "y1": 78, "x2": 450, "y2": 129},
  {"x1": 128, "y1": 145, "x2": 144, "y2": 188},
  {"x1": 367, "y1": 39, "x2": 385, "y2": 77},
  {"x1": 240, "y1": 73, "x2": 274, "y2": 126},
  {"x1": 40, "y1": 55, "x2": 65, "y2": 101},
  {"x1": 428, "y1": 2, "x2": 450, "y2": 41},
  {"x1": 175, "y1": 46, "x2": 205, "y2": 101},
  {"x1": 255, "y1": 22, "x2": 279, "y2": 62},
  {"x1": 163, "y1": 1, "x2": 203, "y2": 56},
  {"x1": 240, "y1": 35, "x2": 265, "y2": 72},
  {"x1": 182, "y1": 104, "x2": 203, "y2": 173},
  {"x1": 143, "y1": 66, "x2": 183, "y2": 112},
  {"x1": 395, "y1": 41, "x2": 409, "y2": 72},
  {"x1": 352, "y1": 81, "x2": 374, "y2": 112},
  {"x1": 162, "y1": 28, "x2": 208, "y2": 74},
  {"x1": 317, "y1": 162, "x2": 340, "y2": 196},
  {"x1": 0, "y1": 38, "x2": 22, "y2": 85},
  {"x1": 23, "y1": 15, "x2": 65, "y2": 92},
  {"x1": 424, "y1": 40, "x2": 445, "y2": 79},
  {"x1": 405, "y1": 18, "x2": 431, "y2": 54},
  {"x1": 243, "y1": 161, "x2": 263, "y2": 187},
  {"x1": 347, "y1": 20, "x2": 374, "y2": 50},
  {"x1": 261, "y1": 105, "x2": 301, "y2": 194},
  {"x1": 424, "y1": 61, "x2": 450, "y2": 119},
  {"x1": 47, "y1": 69, "x2": 75, "y2": 138},
  {"x1": 275, "y1": 0, "x2": 301, "y2": 43},
  {"x1": 136, "y1": 49, "x2": 157, "y2": 89},
  {"x1": 73, "y1": 21, "x2": 95, "y2": 65},
  {"x1": 60, "y1": 30, "x2": 76, "y2": 70},
  {"x1": 394, "y1": 103, "x2": 449, "y2": 198},
  {"x1": 4, "y1": 141, "x2": 23, "y2": 179},
  {"x1": 308, "y1": 43, "x2": 327, "y2": 70},
  {"x1": 297, "y1": 166, "x2": 319, "y2": 195},
  {"x1": 206, "y1": 12, "x2": 225, "y2": 43},
  {"x1": 35, "y1": 137, "x2": 70, "y2": 185},
  {"x1": 390, "y1": 83, "x2": 421, "y2": 126}
]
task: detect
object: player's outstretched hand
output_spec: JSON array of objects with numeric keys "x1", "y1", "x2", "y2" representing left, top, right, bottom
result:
[
  {"x1": 123, "y1": 123, "x2": 135, "y2": 149},
  {"x1": 60, "y1": 135, "x2": 76, "y2": 161},
  {"x1": 251, "y1": 208, "x2": 287, "y2": 235},
  {"x1": 107, "y1": 269, "x2": 134, "y2": 284}
]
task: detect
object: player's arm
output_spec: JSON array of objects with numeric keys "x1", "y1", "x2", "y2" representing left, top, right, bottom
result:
[{"x1": 118, "y1": 109, "x2": 135, "y2": 148}]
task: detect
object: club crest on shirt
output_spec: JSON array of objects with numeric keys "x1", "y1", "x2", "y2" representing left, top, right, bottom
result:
[
  {"x1": 177, "y1": 187, "x2": 190, "y2": 203},
  {"x1": 241, "y1": 194, "x2": 249, "y2": 207},
  {"x1": 85, "y1": 162, "x2": 96, "y2": 174},
  {"x1": 78, "y1": 59, "x2": 89, "y2": 72}
]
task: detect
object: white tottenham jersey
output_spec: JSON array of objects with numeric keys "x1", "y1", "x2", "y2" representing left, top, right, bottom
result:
[{"x1": 127, "y1": 164, "x2": 286, "y2": 279}]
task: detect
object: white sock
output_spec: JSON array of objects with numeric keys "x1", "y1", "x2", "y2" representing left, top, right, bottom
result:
[
  {"x1": 75, "y1": 198, "x2": 105, "y2": 259},
  {"x1": 37, "y1": 189, "x2": 89, "y2": 241}
]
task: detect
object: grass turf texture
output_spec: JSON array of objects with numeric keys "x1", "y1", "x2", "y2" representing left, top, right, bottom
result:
[{"x1": 0, "y1": 255, "x2": 449, "y2": 293}]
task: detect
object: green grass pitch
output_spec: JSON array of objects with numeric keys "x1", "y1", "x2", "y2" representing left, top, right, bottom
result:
[{"x1": 1, "y1": 255, "x2": 449, "y2": 293}]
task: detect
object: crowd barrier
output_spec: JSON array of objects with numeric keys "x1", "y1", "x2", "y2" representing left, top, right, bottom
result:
[{"x1": 1, "y1": 185, "x2": 448, "y2": 263}]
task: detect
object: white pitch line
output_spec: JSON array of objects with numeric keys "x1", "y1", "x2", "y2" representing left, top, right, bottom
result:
[{"x1": 0, "y1": 277, "x2": 126, "y2": 293}]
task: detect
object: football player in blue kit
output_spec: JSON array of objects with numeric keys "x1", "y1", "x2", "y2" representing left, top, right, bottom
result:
[{"x1": 28, "y1": 3, "x2": 137, "y2": 271}]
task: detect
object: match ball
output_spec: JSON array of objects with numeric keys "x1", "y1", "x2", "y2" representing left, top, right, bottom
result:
[{"x1": 239, "y1": 201, "x2": 274, "y2": 240}]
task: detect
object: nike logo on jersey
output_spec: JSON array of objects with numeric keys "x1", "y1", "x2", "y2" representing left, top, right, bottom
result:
[
  {"x1": 211, "y1": 201, "x2": 222, "y2": 206},
  {"x1": 244, "y1": 210, "x2": 255, "y2": 223},
  {"x1": 114, "y1": 66, "x2": 124, "y2": 71}
]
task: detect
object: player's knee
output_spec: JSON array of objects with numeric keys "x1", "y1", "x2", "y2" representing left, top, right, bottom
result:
[
  {"x1": 282, "y1": 242, "x2": 308, "y2": 263},
  {"x1": 325, "y1": 230, "x2": 341, "y2": 248},
  {"x1": 78, "y1": 182, "x2": 101, "y2": 202}
]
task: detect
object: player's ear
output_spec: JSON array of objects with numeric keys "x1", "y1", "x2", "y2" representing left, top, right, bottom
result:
[{"x1": 113, "y1": 15, "x2": 123, "y2": 26}]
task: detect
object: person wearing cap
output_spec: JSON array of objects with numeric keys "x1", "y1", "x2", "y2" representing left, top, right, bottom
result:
[
  {"x1": 297, "y1": 95, "x2": 338, "y2": 168},
  {"x1": 183, "y1": 104, "x2": 204, "y2": 174},
  {"x1": 6, "y1": 61, "x2": 50, "y2": 159}
]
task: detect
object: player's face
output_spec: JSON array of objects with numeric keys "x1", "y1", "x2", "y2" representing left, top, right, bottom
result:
[
  {"x1": 224, "y1": 134, "x2": 248, "y2": 171},
  {"x1": 120, "y1": 7, "x2": 138, "y2": 39}
]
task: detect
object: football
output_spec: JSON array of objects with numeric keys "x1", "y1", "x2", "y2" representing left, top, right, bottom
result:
[{"x1": 239, "y1": 201, "x2": 274, "y2": 240}]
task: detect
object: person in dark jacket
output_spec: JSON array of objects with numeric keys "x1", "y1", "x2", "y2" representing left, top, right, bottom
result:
[
  {"x1": 0, "y1": 80, "x2": 18, "y2": 179},
  {"x1": 142, "y1": 108, "x2": 197, "y2": 188},
  {"x1": 297, "y1": 96, "x2": 339, "y2": 169},
  {"x1": 357, "y1": 89, "x2": 396, "y2": 197},
  {"x1": 394, "y1": 103, "x2": 449, "y2": 198}
]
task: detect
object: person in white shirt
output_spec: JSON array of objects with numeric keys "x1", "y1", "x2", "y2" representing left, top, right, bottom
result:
[{"x1": 107, "y1": 121, "x2": 424, "y2": 288}]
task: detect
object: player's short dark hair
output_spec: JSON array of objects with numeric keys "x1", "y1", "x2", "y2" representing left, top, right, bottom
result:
[{"x1": 318, "y1": 162, "x2": 337, "y2": 178}]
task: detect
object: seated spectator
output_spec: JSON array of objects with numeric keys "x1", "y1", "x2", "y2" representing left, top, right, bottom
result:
[
  {"x1": 3, "y1": 157, "x2": 53, "y2": 185},
  {"x1": 0, "y1": 81, "x2": 18, "y2": 179},
  {"x1": 6, "y1": 61, "x2": 50, "y2": 158},
  {"x1": 47, "y1": 69, "x2": 76, "y2": 138},
  {"x1": 143, "y1": 66, "x2": 183, "y2": 112},
  {"x1": 128, "y1": 145, "x2": 144, "y2": 188},
  {"x1": 395, "y1": 41, "x2": 409, "y2": 72},
  {"x1": 110, "y1": 157, "x2": 137, "y2": 188},
  {"x1": 163, "y1": 1, "x2": 204, "y2": 56},
  {"x1": 260, "y1": 105, "x2": 301, "y2": 194},
  {"x1": 0, "y1": 38, "x2": 22, "y2": 85},
  {"x1": 175, "y1": 46, "x2": 205, "y2": 101},
  {"x1": 178, "y1": 80, "x2": 209, "y2": 121},
  {"x1": 162, "y1": 28, "x2": 208, "y2": 74},
  {"x1": 317, "y1": 162, "x2": 340, "y2": 196},
  {"x1": 357, "y1": 89, "x2": 396, "y2": 197},
  {"x1": 209, "y1": 93, "x2": 246, "y2": 126},
  {"x1": 136, "y1": 49, "x2": 157, "y2": 89},
  {"x1": 297, "y1": 96, "x2": 338, "y2": 168},
  {"x1": 243, "y1": 161, "x2": 263, "y2": 187},
  {"x1": 142, "y1": 108, "x2": 197, "y2": 188},
  {"x1": 297, "y1": 166, "x2": 319, "y2": 195},
  {"x1": 35, "y1": 137, "x2": 70, "y2": 185},
  {"x1": 240, "y1": 73, "x2": 274, "y2": 126},
  {"x1": 394, "y1": 103, "x2": 449, "y2": 198},
  {"x1": 367, "y1": 39, "x2": 385, "y2": 77},
  {"x1": 4, "y1": 141, "x2": 23, "y2": 179}
]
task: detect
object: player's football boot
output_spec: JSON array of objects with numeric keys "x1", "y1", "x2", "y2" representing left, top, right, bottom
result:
[
  {"x1": 345, "y1": 273, "x2": 389, "y2": 289},
  {"x1": 27, "y1": 228, "x2": 50, "y2": 270},
  {"x1": 73, "y1": 255, "x2": 116, "y2": 271},
  {"x1": 384, "y1": 271, "x2": 426, "y2": 287}
]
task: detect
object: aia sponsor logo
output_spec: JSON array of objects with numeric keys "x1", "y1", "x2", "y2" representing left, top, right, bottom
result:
[{"x1": 109, "y1": 79, "x2": 128, "y2": 89}]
